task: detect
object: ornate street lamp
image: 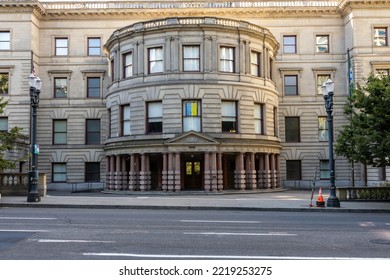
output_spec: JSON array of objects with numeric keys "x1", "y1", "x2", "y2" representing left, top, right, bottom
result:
[
  {"x1": 321, "y1": 79, "x2": 340, "y2": 207},
  {"x1": 27, "y1": 73, "x2": 41, "y2": 202}
]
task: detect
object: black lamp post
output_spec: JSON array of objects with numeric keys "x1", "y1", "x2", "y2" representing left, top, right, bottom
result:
[
  {"x1": 321, "y1": 79, "x2": 340, "y2": 208},
  {"x1": 27, "y1": 73, "x2": 41, "y2": 203}
]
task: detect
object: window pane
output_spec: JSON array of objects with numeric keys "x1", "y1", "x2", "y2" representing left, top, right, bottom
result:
[
  {"x1": 56, "y1": 38, "x2": 68, "y2": 56},
  {"x1": 286, "y1": 160, "x2": 301, "y2": 180},
  {"x1": 55, "y1": 78, "x2": 67, "y2": 97},
  {"x1": 86, "y1": 119, "x2": 100, "y2": 144},
  {"x1": 0, "y1": 32, "x2": 10, "y2": 50},
  {"x1": 316, "y1": 35, "x2": 329, "y2": 53},
  {"x1": 317, "y1": 74, "x2": 331, "y2": 95},
  {"x1": 0, "y1": 118, "x2": 8, "y2": 131},
  {"x1": 53, "y1": 163, "x2": 67, "y2": 182},
  {"x1": 251, "y1": 51, "x2": 260, "y2": 76},
  {"x1": 88, "y1": 38, "x2": 101, "y2": 55},
  {"x1": 85, "y1": 162, "x2": 100, "y2": 182},
  {"x1": 87, "y1": 77, "x2": 100, "y2": 98},
  {"x1": 254, "y1": 104, "x2": 263, "y2": 134},
  {"x1": 220, "y1": 47, "x2": 234, "y2": 72},
  {"x1": 221, "y1": 101, "x2": 236, "y2": 117},
  {"x1": 283, "y1": 36, "x2": 296, "y2": 53},
  {"x1": 285, "y1": 117, "x2": 300, "y2": 142},
  {"x1": 0, "y1": 73, "x2": 9, "y2": 94},
  {"x1": 148, "y1": 102, "x2": 162, "y2": 118},
  {"x1": 320, "y1": 160, "x2": 330, "y2": 179},
  {"x1": 284, "y1": 75, "x2": 298, "y2": 95}
]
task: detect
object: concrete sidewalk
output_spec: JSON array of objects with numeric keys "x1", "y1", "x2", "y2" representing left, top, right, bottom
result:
[{"x1": 0, "y1": 189, "x2": 389, "y2": 212}]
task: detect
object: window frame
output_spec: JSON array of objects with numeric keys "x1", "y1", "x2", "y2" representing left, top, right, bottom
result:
[
  {"x1": 87, "y1": 37, "x2": 101, "y2": 56},
  {"x1": 121, "y1": 104, "x2": 131, "y2": 136},
  {"x1": 316, "y1": 74, "x2": 331, "y2": 95},
  {"x1": 86, "y1": 77, "x2": 101, "y2": 98},
  {"x1": 53, "y1": 119, "x2": 67, "y2": 145},
  {"x1": 183, "y1": 45, "x2": 200, "y2": 72},
  {"x1": 148, "y1": 46, "x2": 164, "y2": 74},
  {"x1": 122, "y1": 51, "x2": 133, "y2": 78},
  {"x1": 86, "y1": 119, "x2": 101, "y2": 145},
  {"x1": 0, "y1": 117, "x2": 8, "y2": 132},
  {"x1": 373, "y1": 27, "x2": 388, "y2": 47},
  {"x1": 52, "y1": 163, "x2": 67, "y2": 183},
  {"x1": 254, "y1": 103, "x2": 264, "y2": 135},
  {"x1": 85, "y1": 162, "x2": 101, "y2": 182},
  {"x1": 283, "y1": 35, "x2": 297, "y2": 54},
  {"x1": 182, "y1": 100, "x2": 201, "y2": 132},
  {"x1": 219, "y1": 46, "x2": 235, "y2": 73},
  {"x1": 320, "y1": 160, "x2": 334, "y2": 180},
  {"x1": 316, "y1": 35, "x2": 329, "y2": 53},
  {"x1": 318, "y1": 116, "x2": 329, "y2": 142},
  {"x1": 146, "y1": 101, "x2": 163, "y2": 134},
  {"x1": 54, "y1": 77, "x2": 68, "y2": 98},
  {"x1": 0, "y1": 31, "x2": 11, "y2": 50},
  {"x1": 0, "y1": 72, "x2": 9, "y2": 95},
  {"x1": 286, "y1": 160, "x2": 302, "y2": 180},
  {"x1": 250, "y1": 50, "x2": 261, "y2": 77},
  {"x1": 284, "y1": 75, "x2": 299, "y2": 96},
  {"x1": 55, "y1": 37, "x2": 68, "y2": 56},
  {"x1": 285, "y1": 116, "x2": 300, "y2": 142},
  {"x1": 221, "y1": 100, "x2": 237, "y2": 133}
]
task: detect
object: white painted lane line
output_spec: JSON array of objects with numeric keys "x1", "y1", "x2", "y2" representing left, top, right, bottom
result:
[
  {"x1": 183, "y1": 232, "x2": 297, "y2": 236},
  {"x1": 0, "y1": 217, "x2": 56, "y2": 220},
  {"x1": 31, "y1": 239, "x2": 115, "y2": 243},
  {"x1": 0, "y1": 229, "x2": 49, "y2": 232},
  {"x1": 83, "y1": 252, "x2": 384, "y2": 260},
  {"x1": 385, "y1": 223, "x2": 390, "y2": 226},
  {"x1": 180, "y1": 220, "x2": 261, "y2": 224}
]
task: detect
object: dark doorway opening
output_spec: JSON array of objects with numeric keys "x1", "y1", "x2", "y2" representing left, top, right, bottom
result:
[{"x1": 182, "y1": 154, "x2": 203, "y2": 190}]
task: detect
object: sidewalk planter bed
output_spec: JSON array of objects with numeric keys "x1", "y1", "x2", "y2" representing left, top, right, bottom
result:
[{"x1": 337, "y1": 186, "x2": 390, "y2": 201}]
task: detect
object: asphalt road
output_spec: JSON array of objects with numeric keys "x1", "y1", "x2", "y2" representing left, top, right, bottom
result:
[{"x1": 0, "y1": 207, "x2": 389, "y2": 260}]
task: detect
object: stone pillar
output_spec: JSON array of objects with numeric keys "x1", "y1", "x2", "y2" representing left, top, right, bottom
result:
[
  {"x1": 128, "y1": 154, "x2": 137, "y2": 191},
  {"x1": 162, "y1": 153, "x2": 168, "y2": 191},
  {"x1": 122, "y1": 156, "x2": 127, "y2": 189},
  {"x1": 109, "y1": 155, "x2": 116, "y2": 190},
  {"x1": 211, "y1": 152, "x2": 218, "y2": 192},
  {"x1": 246, "y1": 152, "x2": 257, "y2": 190},
  {"x1": 275, "y1": 154, "x2": 281, "y2": 188},
  {"x1": 174, "y1": 152, "x2": 181, "y2": 192},
  {"x1": 106, "y1": 156, "x2": 111, "y2": 190},
  {"x1": 139, "y1": 154, "x2": 151, "y2": 191},
  {"x1": 257, "y1": 154, "x2": 265, "y2": 189},
  {"x1": 270, "y1": 154, "x2": 276, "y2": 189},
  {"x1": 234, "y1": 152, "x2": 246, "y2": 190},
  {"x1": 114, "y1": 155, "x2": 122, "y2": 190},
  {"x1": 167, "y1": 153, "x2": 174, "y2": 191},
  {"x1": 204, "y1": 152, "x2": 211, "y2": 192},
  {"x1": 217, "y1": 153, "x2": 223, "y2": 192},
  {"x1": 264, "y1": 153, "x2": 271, "y2": 189}
]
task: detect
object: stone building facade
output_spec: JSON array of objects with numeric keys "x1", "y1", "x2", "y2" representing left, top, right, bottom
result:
[{"x1": 0, "y1": 0, "x2": 389, "y2": 192}]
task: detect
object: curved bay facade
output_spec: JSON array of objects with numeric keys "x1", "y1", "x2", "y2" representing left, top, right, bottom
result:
[{"x1": 104, "y1": 18, "x2": 281, "y2": 191}]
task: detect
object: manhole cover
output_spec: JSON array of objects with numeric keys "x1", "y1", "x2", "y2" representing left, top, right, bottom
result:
[{"x1": 370, "y1": 239, "x2": 390, "y2": 245}]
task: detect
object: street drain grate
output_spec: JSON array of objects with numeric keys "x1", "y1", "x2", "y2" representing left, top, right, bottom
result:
[{"x1": 370, "y1": 239, "x2": 390, "y2": 245}]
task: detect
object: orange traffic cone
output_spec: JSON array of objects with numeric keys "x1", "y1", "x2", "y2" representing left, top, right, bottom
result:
[{"x1": 316, "y1": 188, "x2": 325, "y2": 207}]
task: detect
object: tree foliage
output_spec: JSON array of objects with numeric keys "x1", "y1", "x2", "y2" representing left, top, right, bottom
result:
[
  {"x1": 335, "y1": 74, "x2": 390, "y2": 167},
  {"x1": 0, "y1": 97, "x2": 26, "y2": 172}
]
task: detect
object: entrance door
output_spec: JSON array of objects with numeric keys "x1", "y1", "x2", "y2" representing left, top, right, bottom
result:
[{"x1": 182, "y1": 155, "x2": 203, "y2": 190}]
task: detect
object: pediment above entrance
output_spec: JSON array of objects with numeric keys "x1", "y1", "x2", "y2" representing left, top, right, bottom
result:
[{"x1": 166, "y1": 131, "x2": 219, "y2": 145}]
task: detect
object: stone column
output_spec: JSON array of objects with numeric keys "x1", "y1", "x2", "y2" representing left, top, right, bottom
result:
[
  {"x1": 264, "y1": 153, "x2": 271, "y2": 189},
  {"x1": 139, "y1": 154, "x2": 151, "y2": 191},
  {"x1": 121, "y1": 156, "x2": 127, "y2": 189},
  {"x1": 106, "y1": 156, "x2": 111, "y2": 190},
  {"x1": 211, "y1": 152, "x2": 218, "y2": 192},
  {"x1": 234, "y1": 152, "x2": 246, "y2": 190},
  {"x1": 167, "y1": 153, "x2": 174, "y2": 191},
  {"x1": 217, "y1": 153, "x2": 223, "y2": 192},
  {"x1": 162, "y1": 153, "x2": 168, "y2": 191},
  {"x1": 128, "y1": 154, "x2": 137, "y2": 191},
  {"x1": 270, "y1": 154, "x2": 276, "y2": 189},
  {"x1": 109, "y1": 155, "x2": 116, "y2": 190},
  {"x1": 114, "y1": 155, "x2": 122, "y2": 190},
  {"x1": 204, "y1": 152, "x2": 211, "y2": 192},
  {"x1": 275, "y1": 154, "x2": 281, "y2": 188},
  {"x1": 246, "y1": 152, "x2": 257, "y2": 190},
  {"x1": 174, "y1": 152, "x2": 181, "y2": 192},
  {"x1": 257, "y1": 154, "x2": 265, "y2": 189}
]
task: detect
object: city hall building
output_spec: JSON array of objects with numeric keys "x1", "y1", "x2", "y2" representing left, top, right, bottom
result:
[{"x1": 0, "y1": 0, "x2": 389, "y2": 192}]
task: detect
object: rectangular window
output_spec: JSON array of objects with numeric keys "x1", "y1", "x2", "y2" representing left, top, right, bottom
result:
[
  {"x1": 254, "y1": 103, "x2": 264, "y2": 134},
  {"x1": 123, "y1": 52, "x2": 133, "y2": 78},
  {"x1": 286, "y1": 160, "x2": 302, "y2": 180},
  {"x1": 273, "y1": 107, "x2": 278, "y2": 137},
  {"x1": 250, "y1": 51, "x2": 261, "y2": 77},
  {"x1": 221, "y1": 101, "x2": 237, "y2": 133},
  {"x1": 148, "y1": 47, "x2": 163, "y2": 74},
  {"x1": 316, "y1": 35, "x2": 329, "y2": 53},
  {"x1": 147, "y1": 102, "x2": 163, "y2": 133},
  {"x1": 183, "y1": 100, "x2": 201, "y2": 132},
  {"x1": 183, "y1": 46, "x2": 200, "y2": 71},
  {"x1": 85, "y1": 162, "x2": 100, "y2": 182},
  {"x1": 375, "y1": 69, "x2": 390, "y2": 76},
  {"x1": 283, "y1": 35, "x2": 296, "y2": 54},
  {"x1": 373, "y1": 27, "x2": 388, "y2": 46},
  {"x1": 220, "y1": 46, "x2": 235, "y2": 72},
  {"x1": 0, "y1": 72, "x2": 9, "y2": 94},
  {"x1": 285, "y1": 117, "x2": 300, "y2": 142},
  {"x1": 55, "y1": 37, "x2": 68, "y2": 56},
  {"x1": 121, "y1": 104, "x2": 131, "y2": 136},
  {"x1": 317, "y1": 74, "x2": 331, "y2": 95},
  {"x1": 318, "y1": 116, "x2": 328, "y2": 142},
  {"x1": 320, "y1": 160, "x2": 330, "y2": 180},
  {"x1": 87, "y1": 77, "x2": 100, "y2": 98},
  {"x1": 88, "y1": 37, "x2": 101, "y2": 56},
  {"x1": 86, "y1": 119, "x2": 101, "y2": 145},
  {"x1": 53, "y1": 119, "x2": 67, "y2": 145},
  {"x1": 110, "y1": 59, "x2": 115, "y2": 82},
  {"x1": 107, "y1": 108, "x2": 112, "y2": 138},
  {"x1": 54, "y1": 78, "x2": 67, "y2": 98},
  {"x1": 52, "y1": 163, "x2": 67, "y2": 182},
  {"x1": 0, "y1": 31, "x2": 10, "y2": 50},
  {"x1": 0, "y1": 117, "x2": 8, "y2": 131},
  {"x1": 284, "y1": 75, "x2": 298, "y2": 96}
]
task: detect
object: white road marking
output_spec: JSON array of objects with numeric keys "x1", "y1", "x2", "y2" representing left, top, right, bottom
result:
[
  {"x1": 385, "y1": 223, "x2": 390, "y2": 226},
  {"x1": 83, "y1": 252, "x2": 383, "y2": 260},
  {"x1": 0, "y1": 229, "x2": 49, "y2": 232},
  {"x1": 31, "y1": 239, "x2": 115, "y2": 243},
  {"x1": 183, "y1": 232, "x2": 297, "y2": 236},
  {"x1": 0, "y1": 217, "x2": 56, "y2": 220},
  {"x1": 180, "y1": 220, "x2": 261, "y2": 224}
]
